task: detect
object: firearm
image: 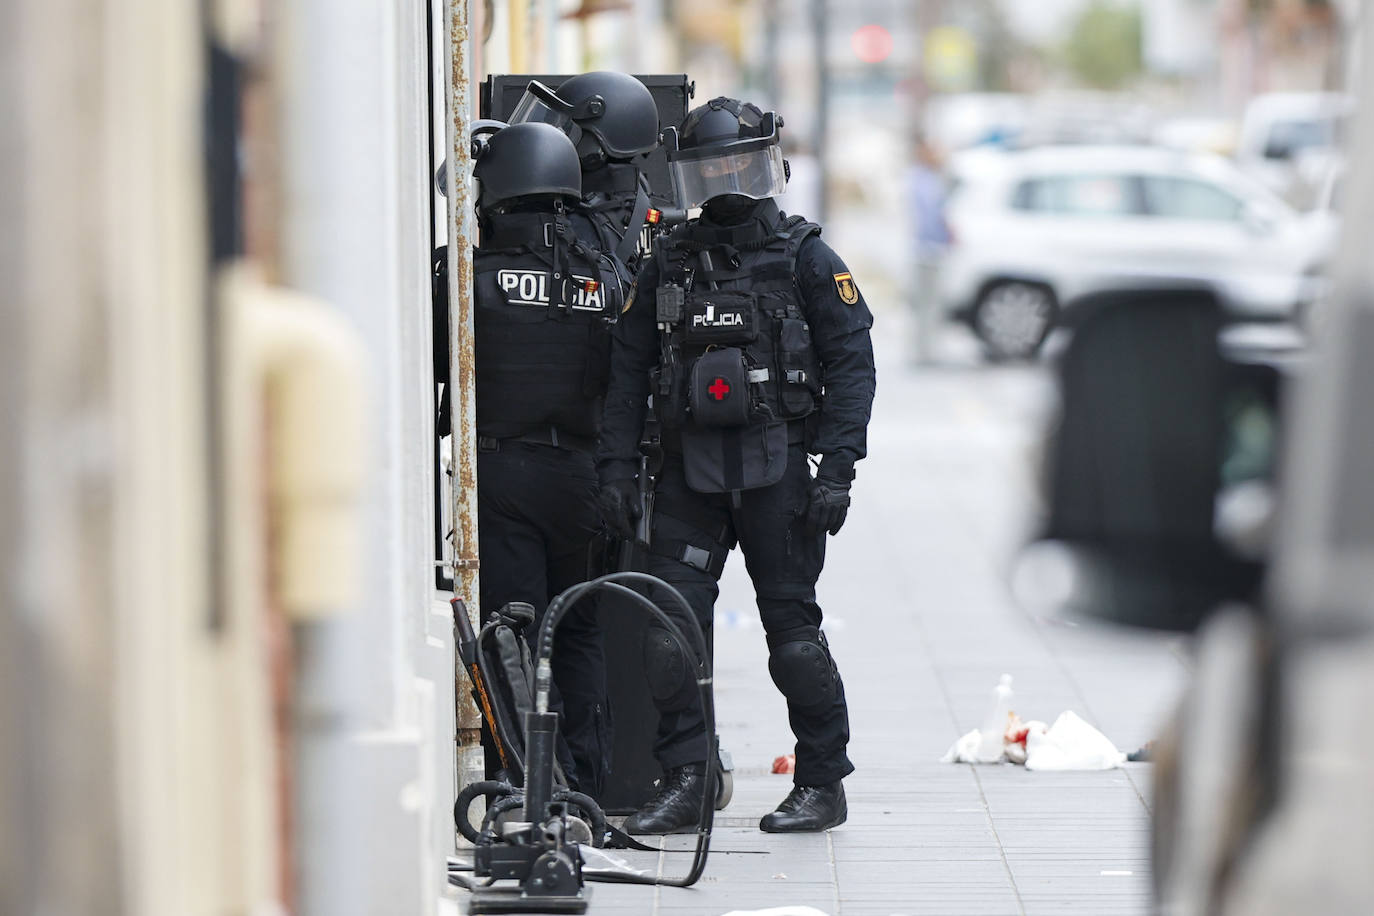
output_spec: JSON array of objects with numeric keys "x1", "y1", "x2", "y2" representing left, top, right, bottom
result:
[
  {"x1": 617, "y1": 452, "x2": 655, "y2": 571},
  {"x1": 634, "y1": 451, "x2": 654, "y2": 546},
  {"x1": 655, "y1": 206, "x2": 688, "y2": 229}
]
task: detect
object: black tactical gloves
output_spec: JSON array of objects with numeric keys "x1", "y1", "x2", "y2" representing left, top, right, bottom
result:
[
  {"x1": 598, "y1": 477, "x2": 642, "y2": 539},
  {"x1": 803, "y1": 476, "x2": 852, "y2": 536},
  {"x1": 803, "y1": 456, "x2": 855, "y2": 536}
]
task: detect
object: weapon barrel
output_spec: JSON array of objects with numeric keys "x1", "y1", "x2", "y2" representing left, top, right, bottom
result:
[{"x1": 635, "y1": 455, "x2": 653, "y2": 545}]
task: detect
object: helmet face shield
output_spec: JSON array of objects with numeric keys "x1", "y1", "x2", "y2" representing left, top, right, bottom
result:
[
  {"x1": 509, "y1": 82, "x2": 577, "y2": 136},
  {"x1": 669, "y1": 142, "x2": 787, "y2": 210},
  {"x1": 511, "y1": 74, "x2": 659, "y2": 162}
]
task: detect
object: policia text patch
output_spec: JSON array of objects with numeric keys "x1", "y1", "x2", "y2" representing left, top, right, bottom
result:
[
  {"x1": 498, "y1": 269, "x2": 607, "y2": 312},
  {"x1": 684, "y1": 292, "x2": 758, "y2": 344}
]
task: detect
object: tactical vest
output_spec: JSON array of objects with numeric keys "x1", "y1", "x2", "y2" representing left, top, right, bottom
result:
[
  {"x1": 649, "y1": 207, "x2": 824, "y2": 493},
  {"x1": 473, "y1": 209, "x2": 624, "y2": 441},
  {"x1": 652, "y1": 209, "x2": 823, "y2": 433}
]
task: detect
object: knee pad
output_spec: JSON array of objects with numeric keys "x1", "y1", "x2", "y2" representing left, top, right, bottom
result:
[
  {"x1": 643, "y1": 625, "x2": 695, "y2": 710},
  {"x1": 767, "y1": 627, "x2": 836, "y2": 711}
]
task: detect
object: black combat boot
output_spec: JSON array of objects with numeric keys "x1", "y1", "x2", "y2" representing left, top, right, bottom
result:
[
  {"x1": 759, "y1": 781, "x2": 847, "y2": 832},
  {"x1": 623, "y1": 764, "x2": 706, "y2": 835}
]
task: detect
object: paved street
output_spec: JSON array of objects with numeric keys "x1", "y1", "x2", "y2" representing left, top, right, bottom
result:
[{"x1": 463, "y1": 314, "x2": 1190, "y2": 916}]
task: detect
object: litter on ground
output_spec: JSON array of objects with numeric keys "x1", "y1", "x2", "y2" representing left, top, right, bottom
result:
[{"x1": 942, "y1": 709, "x2": 1127, "y2": 770}]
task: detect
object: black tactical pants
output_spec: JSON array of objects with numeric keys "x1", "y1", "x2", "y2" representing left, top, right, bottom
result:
[
  {"x1": 647, "y1": 442, "x2": 854, "y2": 787},
  {"x1": 477, "y1": 440, "x2": 610, "y2": 797}
]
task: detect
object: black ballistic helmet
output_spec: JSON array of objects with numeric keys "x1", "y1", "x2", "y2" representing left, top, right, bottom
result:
[
  {"x1": 472, "y1": 122, "x2": 582, "y2": 212},
  {"x1": 664, "y1": 97, "x2": 788, "y2": 209},
  {"x1": 509, "y1": 71, "x2": 660, "y2": 166},
  {"x1": 435, "y1": 119, "x2": 508, "y2": 198}
]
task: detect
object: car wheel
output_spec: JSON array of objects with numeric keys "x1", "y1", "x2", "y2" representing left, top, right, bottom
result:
[{"x1": 972, "y1": 281, "x2": 1057, "y2": 361}]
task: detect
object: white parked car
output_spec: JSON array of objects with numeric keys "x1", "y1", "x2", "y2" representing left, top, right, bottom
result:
[
  {"x1": 1235, "y1": 92, "x2": 1352, "y2": 206},
  {"x1": 938, "y1": 145, "x2": 1337, "y2": 359}
]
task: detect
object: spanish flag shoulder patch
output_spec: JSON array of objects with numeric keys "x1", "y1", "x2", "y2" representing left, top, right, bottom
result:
[{"x1": 833, "y1": 272, "x2": 859, "y2": 306}]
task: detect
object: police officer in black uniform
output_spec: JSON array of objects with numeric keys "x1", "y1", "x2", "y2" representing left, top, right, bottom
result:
[
  {"x1": 507, "y1": 70, "x2": 664, "y2": 270},
  {"x1": 434, "y1": 121, "x2": 633, "y2": 797},
  {"x1": 597, "y1": 98, "x2": 876, "y2": 833}
]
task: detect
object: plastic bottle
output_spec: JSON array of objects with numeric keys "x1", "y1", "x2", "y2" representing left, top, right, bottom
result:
[{"x1": 975, "y1": 674, "x2": 1015, "y2": 763}]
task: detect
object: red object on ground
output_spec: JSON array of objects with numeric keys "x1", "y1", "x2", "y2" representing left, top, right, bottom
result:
[{"x1": 772, "y1": 754, "x2": 796, "y2": 774}]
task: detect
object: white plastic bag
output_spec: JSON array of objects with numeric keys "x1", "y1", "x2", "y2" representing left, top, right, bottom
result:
[
  {"x1": 941, "y1": 711, "x2": 1124, "y2": 770},
  {"x1": 580, "y1": 845, "x2": 651, "y2": 878},
  {"x1": 940, "y1": 728, "x2": 985, "y2": 764},
  {"x1": 1024, "y1": 710, "x2": 1126, "y2": 771}
]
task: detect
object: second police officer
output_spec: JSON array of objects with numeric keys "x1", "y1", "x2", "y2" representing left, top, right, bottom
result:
[
  {"x1": 507, "y1": 70, "x2": 666, "y2": 270},
  {"x1": 598, "y1": 98, "x2": 877, "y2": 834}
]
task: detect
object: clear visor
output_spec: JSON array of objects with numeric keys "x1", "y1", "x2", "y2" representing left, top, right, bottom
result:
[
  {"x1": 669, "y1": 144, "x2": 787, "y2": 210},
  {"x1": 509, "y1": 84, "x2": 576, "y2": 136}
]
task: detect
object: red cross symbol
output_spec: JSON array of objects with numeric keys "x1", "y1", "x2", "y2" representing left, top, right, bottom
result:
[{"x1": 708, "y1": 377, "x2": 731, "y2": 401}]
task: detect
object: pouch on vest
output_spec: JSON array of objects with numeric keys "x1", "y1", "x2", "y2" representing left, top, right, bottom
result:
[
  {"x1": 777, "y1": 317, "x2": 821, "y2": 418},
  {"x1": 684, "y1": 290, "x2": 758, "y2": 345},
  {"x1": 681, "y1": 420, "x2": 789, "y2": 494},
  {"x1": 688, "y1": 347, "x2": 751, "y2": 428}
]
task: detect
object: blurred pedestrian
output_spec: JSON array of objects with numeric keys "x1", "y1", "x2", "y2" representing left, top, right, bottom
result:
[
  {"x1": 907, "y1": 134, "x2": 952, "y2": 365},
  {"x1": 598, "y1": 97, "x2": 877, "y2": 835}
]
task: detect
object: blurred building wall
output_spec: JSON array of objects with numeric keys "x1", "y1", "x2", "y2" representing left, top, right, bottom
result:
[
  {"x1": 273, "y1": 0, "x2": 457, "y2": 911},
  {"x1": 1143, "y1": 0, "x2": 1216, "y2": 79},
  {"x1": 475, "y1": 0, "x2": 679, "y2": 78},
  {"x1": 1, "y1": 2, "x2": 131, "y2": 911},
  {"x1": 1217, "y1": 0, "x2": 1347, "y2": 107},
  {"x1": 1, "y1": 0, "x2": 459, "y2": 913},
  {"x1": 0, "y1": 1, "x2": 277, "y2": 913}
]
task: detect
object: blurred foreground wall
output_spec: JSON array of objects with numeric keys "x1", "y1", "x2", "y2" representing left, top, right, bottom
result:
[
  {"x1": 1, "y1": 1, "x2": 456, "y2": 913},
  {"x1": 1, "y1": 1, "x2": 219, "y2": 912}
]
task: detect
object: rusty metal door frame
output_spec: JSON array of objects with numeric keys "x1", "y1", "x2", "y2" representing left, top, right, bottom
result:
[{"x1": 443, "y1": 0, "x2": 486, "y2": 795}]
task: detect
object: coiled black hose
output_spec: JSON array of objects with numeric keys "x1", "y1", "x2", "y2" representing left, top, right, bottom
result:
[
  {"x1": 466, "y1": 785, "x2": 609, "y2": 850},
  {"x1": 535, "y1": 572, "x2": 716, "y2": 888},
  {"x1": 476, "y1": 795, "x2": 526, "y2": 843},
  {"x1": 552, "y1": 788, "x2": 609, "y2": 848},
  {"x1": 454, "y1": 780, "x2": 517, "y2": 844}
]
